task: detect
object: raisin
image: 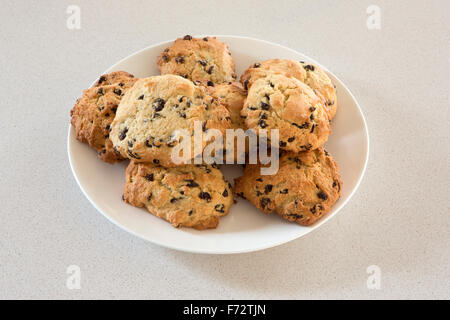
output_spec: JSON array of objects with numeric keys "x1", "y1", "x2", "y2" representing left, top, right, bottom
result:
[
  {"x1": 244, "y1": 80, "x2": 249, "y2": 90},
  {"x1": 222, "y1": 189, "x2": 228, "y2": 197},
  {"x1": 264, "y1": 184, "x2": 273, "y2": 194},
  {"x1": 310, "y1": 114, "x2": 314, "y2": 121},
  {"x1": 280, "y1": 189, "x2": 288, "y2": 194},
  {"x1": 188, "y1": 209, "x2": 194, "y2": 216},
  {"x1": 127, "y1": 149, "x2": 141, "y2": 159},
  {"x1": 153, "y1": 159, "x2": 159, "y2": 164},
  {"x1": 175, "y1": 56, "x2": 185, "y2": 63},
  {"x1": 178, "y1": 112, "x2": 186, "y2": 118},
  {"x1": 98, "y1": 76, "x2": 106, "y2": 84},
  {"x1": 256, "y1": 178, "x2": 263, "y2": 182},
  {"x1": 170, "y1": 198, "x2": 179, "y2": 203},
  {"x1": 294, "y1": 157, "x2": 303, "y2": 167},
  {"x1": 248, "y1": 106, "x2": 257, "y2": 110},
  {"x1": 310, "y1": 204, "x2": 323, "y2": 214},
  {"x1": 202, "y1": 37, "x2": 208, "y2": 41},
  {"x1": 309, "y1": 106, "x2": 316, "y2": 112},
  {"x1": 145, "y1": 174, "x2": 154, "y2": 181},
  {"x1": 260, "y1": 102, "x2": 270, "y2": 110},
  {"x1": 260, "y1": 113, "x2": 268, "y2": 120},
  {"x1": 215, "y1": 204, "x2": 225, "y2": 213},
  {"x1": 138, "y1": 95, "x2": 144, "y2": 100},
  {"x1": 111, "y1": 105, "x2": 118, "y2": 114},
  {"x1": 269, "y1": 82, "x2": 274, "y2": 88},
  {"x1": 253, "y1": 63, "x2": 261, "y2": 68},
  {"x1": 118, "y1": 82, "x2": 124, "y2": 87},
  {"x1": 207, "y1": 66, "x2": 214, "y2": 74},
  {"x1": 317, "y1": 191, "x2": 328, "y2": 200},
  {"x1": 288, "y1": 137, "x2": 295, "y2": 142},
  {"x1": 166, "y1": 140, "x2": 177, "y2": 147},
  {"x1": 119, "y1": 128, "x2": 128, "y2": 140},
  {"x1": 145, "y1": 139, "x2": 152, "y2": 148},
  {"x1": 183, "y1": 35, "x2": 192, "y2": 40},
  {"x1": 279, "y1": 141, "x2": 287, "y2": 147},
  {"x1": 199, "y1": 191, "x2": 211, "y2": 202},
  {"x1": 127, "y1": 140, "x2": 133, "y2": 148},
  {"x1": 258, "y1": 119, "x2": 268, "y2": 128},
  {"x1": 301, "y1": 144, "x2": 312, "y2": 150},
  {"x1": 328, "y1": 101, "x2": 334, "y2": 106},
  {"x1": 260, "y1": 197, "x2": 271, "y2": 209},
  {"x1": 153, "y1": 98, "x2": 165, "y2": 111},
  {"x1": 286, "y1": 213, "x2": 303, "y2": 219},
  {"x1": 304, "y1": 65, "x2": 315, "y2": 71},
  {"x1": 114, "y1": 88, "x2": 122, "y2": 96},
  {"x1": 293, "y1": 122, "x2": 309, "y2": 129},
  {"x1": 97, "y1": 88, "x2": 104, "y2": 95},
  {"x1": 256, "y1": 190, "x2": 263, "y2": 196},
  {"x1": 333, "y1": 180, "x2": 341, "y2": 191},
  {"x1": 207, "y1": 81, "x2": 214, "y2": 87},
  {"x1": 310, "y1": 124, "x2": 315, "y2": 133},
  {"x1": 147, "y1": 193, "x2": 153, "y2": 202},
  {"x1": 185, "y1": 180, "x2": 199, "y2": 188}
]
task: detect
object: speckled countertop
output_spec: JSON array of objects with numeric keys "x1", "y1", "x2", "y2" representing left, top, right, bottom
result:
[{"x1": 0, "y1": 0, "x2": 448, "y2": 299}]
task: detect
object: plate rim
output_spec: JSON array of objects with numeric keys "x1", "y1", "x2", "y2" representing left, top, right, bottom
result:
[{"x1": 67, "y1": 35, "x2": 370, "y2": 254}]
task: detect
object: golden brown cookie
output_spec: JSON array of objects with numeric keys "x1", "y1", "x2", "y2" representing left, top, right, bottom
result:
[
  {"x1": 124, "y1": 161, "x2": 234, "y2": 230},
  {"x1": 93, "y1": 71, "x2": 136, "y2": 87},
  {"x1": 70, "y1": 72, "x2": 137, "y2": 163},
  {"x1": 110, "y1": 75, "x2": 232, "y2": 167},
  {"x1": 234, "y1": 148, "x2": 342, "y2": 226},
  {"x1": 157, "y1": 35, "x2": 236, "y2": 84},
  {"x1": 240, "y1": 59, "x2": 337, "y2": 119},
  {"x1": 241, "y1": 74, "x2": 330, "y2": 152}
]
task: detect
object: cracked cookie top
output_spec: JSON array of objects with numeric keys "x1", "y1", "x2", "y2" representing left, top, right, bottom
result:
[
  {"x1": 124, "y1": 161, "x2": 234, "y2": 230},
  {"x1": 240, "y1": 59, "x2": 337, "y2": 119},
  {"x1": 157, "y1": 35, "x2": 236, "y2": 84},
  {"x1": 241, "y1": 74, "x2": 330, "y2": 152},
  {"x1": 110, "y1": 74, "x2": 232, "y2": 167},
  {"x1": 70, "y1": 71, "x2": 137, "y2": 163},
  {"x1": 234, "y1": 148, "x2": 342, "y2": 226}
]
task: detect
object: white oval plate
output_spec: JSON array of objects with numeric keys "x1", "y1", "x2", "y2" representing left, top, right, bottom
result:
[{"x1": 68, "y1": 36, "x2": 369, "y2": 254}]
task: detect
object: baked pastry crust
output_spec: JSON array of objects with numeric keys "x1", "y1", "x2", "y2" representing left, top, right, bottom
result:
[
  {"x1": 110, "y1": 75, "x2": 232, "y2": 166},
  {"x1": 234, "y1": 148, "x2": 342, "y2": 226},
  {"x1": 157, "y1": 35, "x2": 236, "y2": 84},
  {"x1": 241, "y1": 59, "x2": 337, "y2": 119},
  {"x1": 70, "y1": 71, "x2": 137, "y2": 163},
  {"x1": 241, "y1": 74, "x2": 330, "y2": 152},
  {"x1": 124, "y1": 161, "x2": 234, "y2": 229}
]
